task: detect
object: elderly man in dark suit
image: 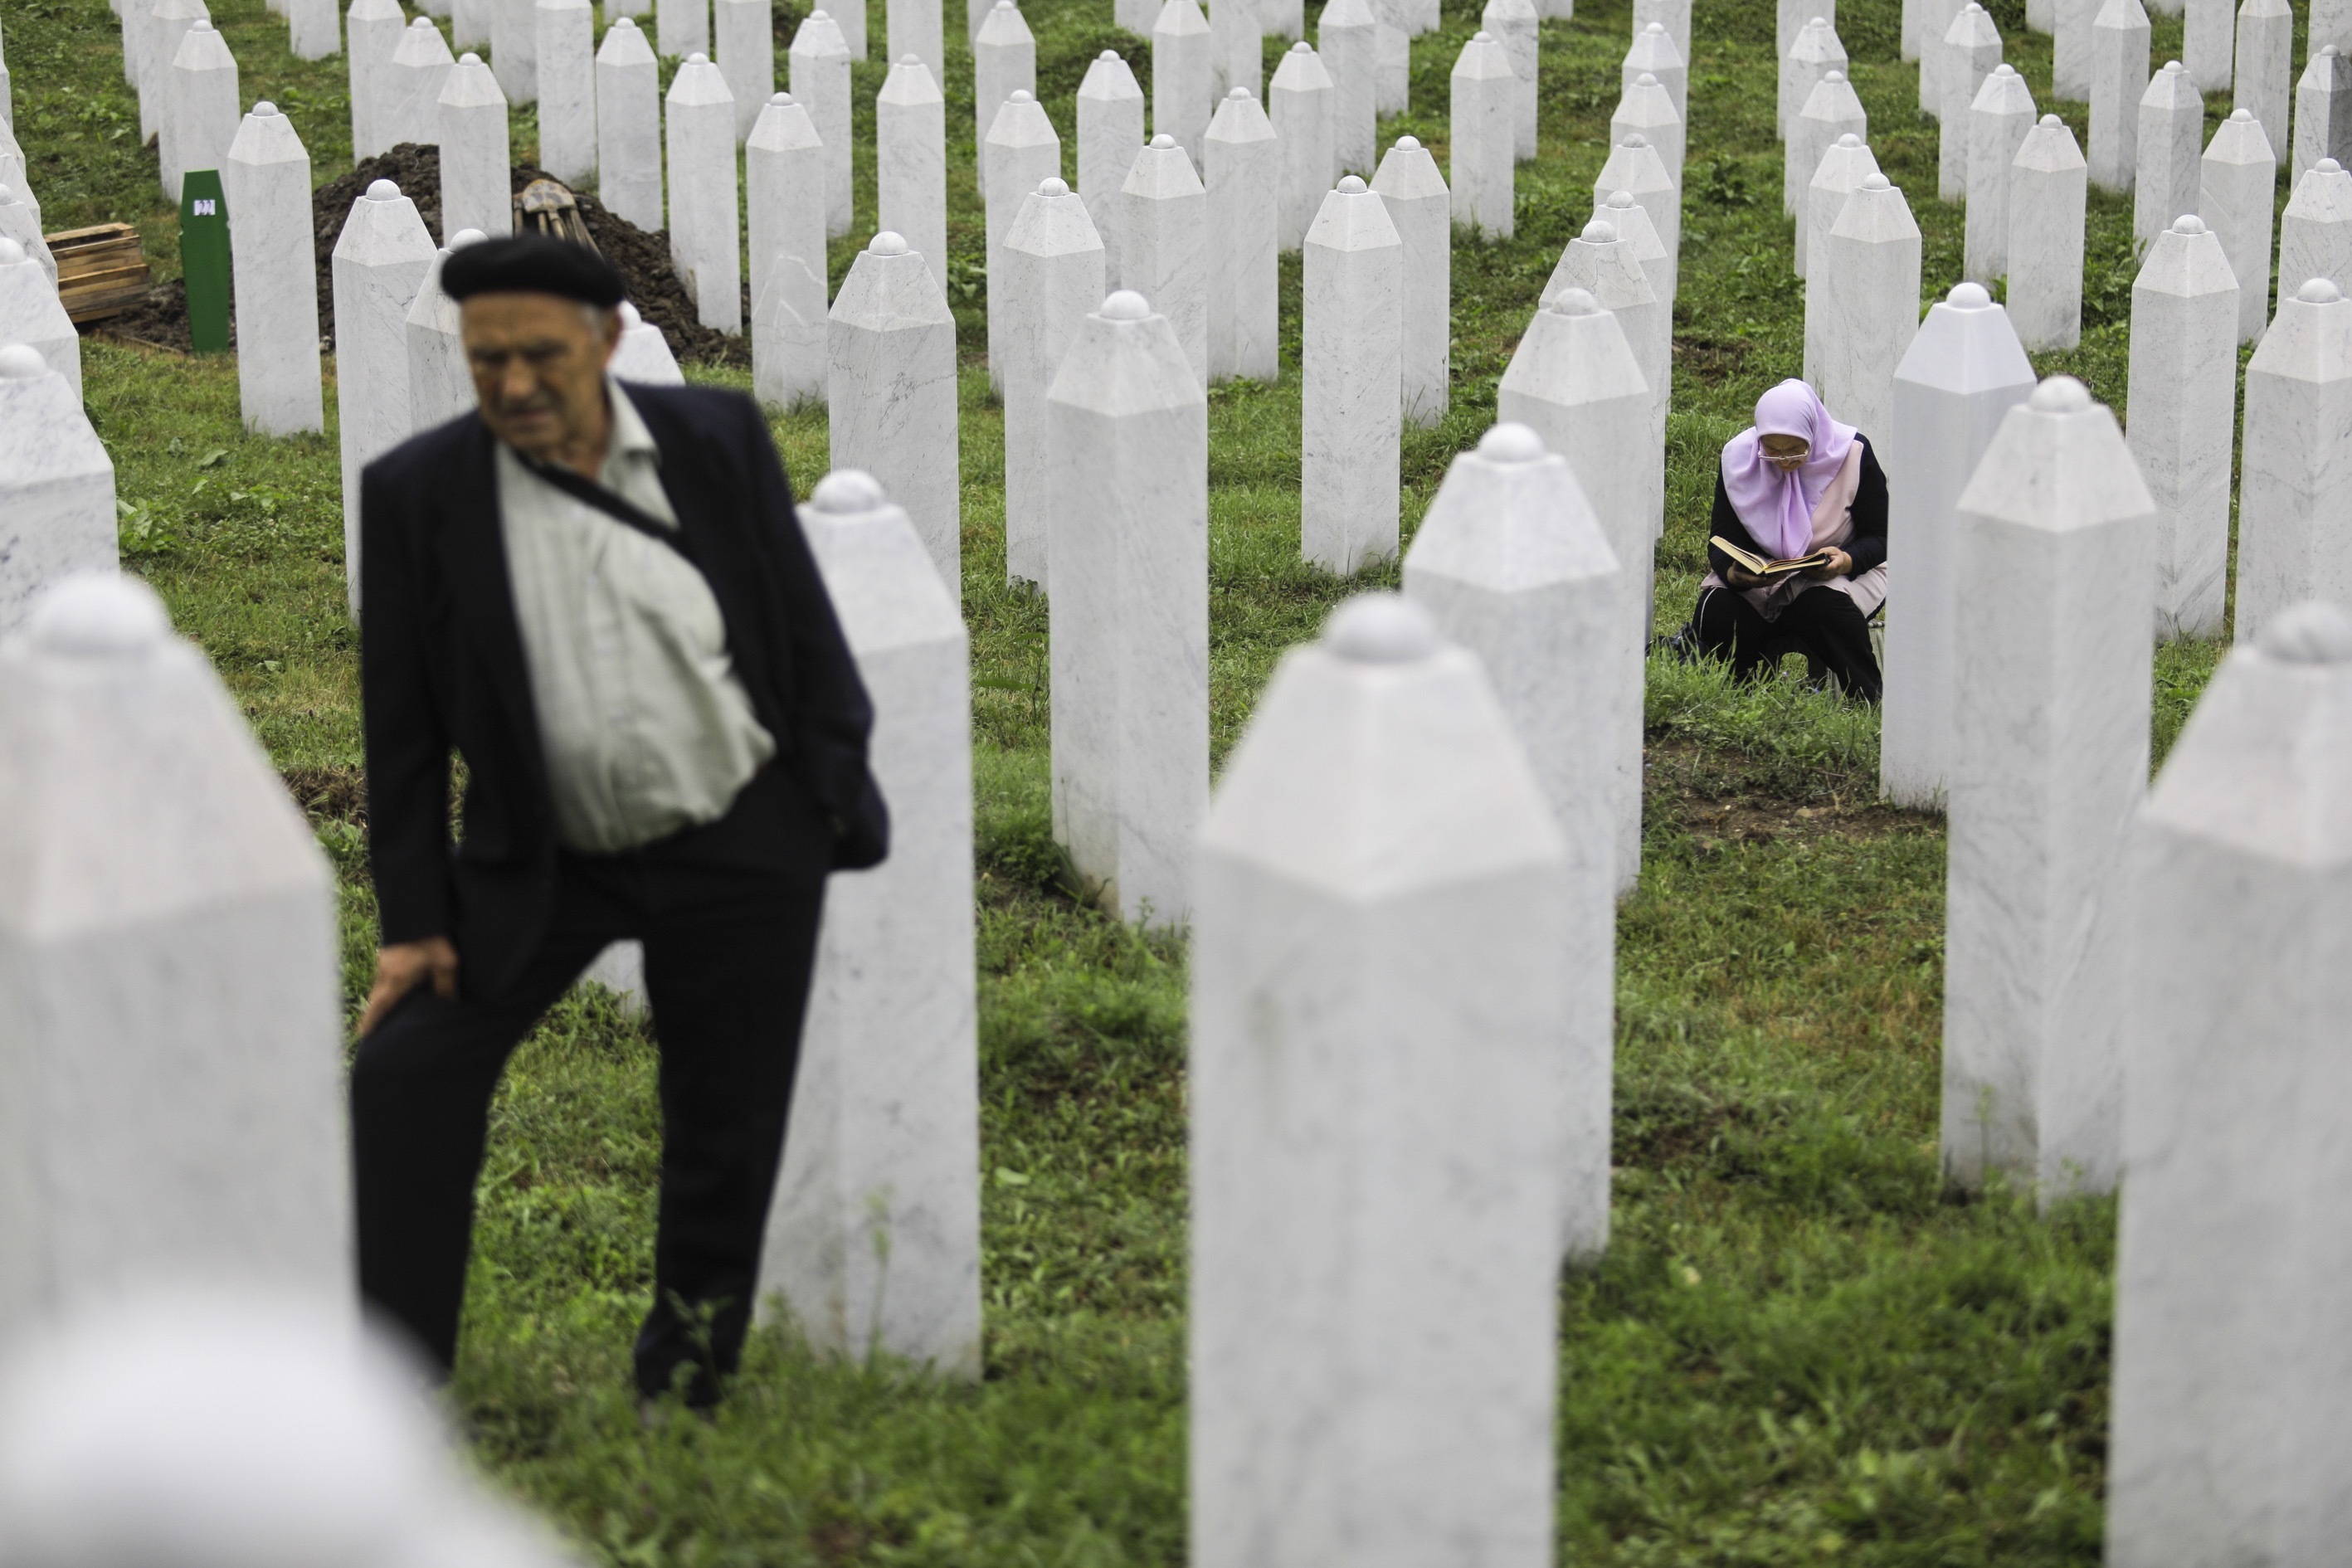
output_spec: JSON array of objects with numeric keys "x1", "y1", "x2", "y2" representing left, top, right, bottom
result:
[{"x1": 351, "y1": 236, "x2": 887, "y2": 1407}]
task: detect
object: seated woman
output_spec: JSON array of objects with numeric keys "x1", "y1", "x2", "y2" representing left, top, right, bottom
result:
[{"x1": 1689, "y1": 379, "x2": 1889, "y2": 702}]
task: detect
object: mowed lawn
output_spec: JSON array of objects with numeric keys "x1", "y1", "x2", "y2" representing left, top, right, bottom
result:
[{"x1": 7, "y1": 0, "x2": 2275, "y2": 1557}]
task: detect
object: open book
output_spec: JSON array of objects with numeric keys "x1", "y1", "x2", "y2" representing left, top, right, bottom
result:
[{"x1": 1712, "y1": 536, "x2": 1837, "y2": 578}]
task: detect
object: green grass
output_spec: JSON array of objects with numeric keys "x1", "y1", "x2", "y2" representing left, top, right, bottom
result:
[{"x1": 8, "y1": 0, "x2": 2301, "y2": 1556}]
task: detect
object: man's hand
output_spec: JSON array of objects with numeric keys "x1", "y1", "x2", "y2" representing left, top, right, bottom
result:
[
  {"x1": 359, "y1": 937, "x2": 460, "y2": 1036},
  {"x1": 1807, "y1": 548, "x2": 1855, "y2": 581}
]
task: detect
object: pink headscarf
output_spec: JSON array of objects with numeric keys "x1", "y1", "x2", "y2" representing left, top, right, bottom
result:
[{"x1": 1720, "y1": 380, "x2": 1860, "y2": 561}]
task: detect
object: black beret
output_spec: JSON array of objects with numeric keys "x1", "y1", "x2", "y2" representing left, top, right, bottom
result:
[{"x1": 440, "y1": 234, "x2": 626, "y2": 308}]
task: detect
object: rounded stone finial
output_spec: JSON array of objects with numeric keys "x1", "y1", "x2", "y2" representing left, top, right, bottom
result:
[
  {"x1": 450, "y1": 227, "x2": 488, "y2": 248},
  {"x1": 1472, "y1": 29, "x2": 1493, "y2": 41},
  {"x1": 619, "y1": 301, "x2": 644, "y2": 328},
  {"x1": 192, "y1": 17, "x2": 212, "y2": 28},
  {"x1": 2040, "y1": 113, "x2": 2062, "y2": 126},
  {"x1": 1993, "y1": 62, "x2": 2014, "y2": 75},
  {"x1": 1826, "y1": 69, "x2": 1846, "y2": 81},
  {"x1": 1947, "y1": 280, "x2": 1992, "y2": 309},
  {"x1": 1837, "y1": 132, "x2": 1861, "y2": 146},
  {"x1": 1605, "y1": 189, "x2": 1635, "y2": 208},
  {"x1": 1099, "y1": 48, "x2": 1119, "y2": 58},
  {"x1": 1638, "y1": 71, "x2": 1658, "y2": 85},
  {"x1": 1326, "y1": 594, "x2": 1439, "y2": 665},
  {"x1": 1580, "y1": 218, "x2": 1618, "y2": 243},
  {"x1": 1292, "y1": 39, "x2": 1312, "y2": 50},
  {"x1": 2172, "y1": 212, "x2": 2207, "y2": 234},
  {"x1": 1396, "y1": 134, "x2": 1422, "y2": 149},
  {"x1": 771, "y1": 90, "x2": 791, "y2": 104},
  {"x1": 2231, "y1": 107, "x2": 2252, "y2": 120},
  {"x1": 2028, "y1": 375, "x2": 2092, "y2": 413},
  {"x1": 2299, "y1": 277, "x2": 2345, "y2": 304},
  {"x1": 0, "y1": 343, "x2": 45, "y2": 378},
  {"x1": 611, "y1": 17, "x2": 635, "y2": 27},
  {"x1": 870, "y1": 231, "x2": 910, "y2": 255},
  {"x1": 459, "y1": 50, "x2": 482, "y2": 61},
  {"x1": 1478, "y1": 422, "x2": 1545, "y2": 464},
  {"x1": 1150, "y1": 132, "x2": 1176, "y2": 149},
  {"x1": 0, "y1": 239, "x2": 23, "y2": 265},
  {"x1": 810, "y1": 469, "x2": 888, "y2": 513},
  {"x1": 2327, "y1": 43, "x2": 2342, "y2": 56},
  {"x1": 1337, "y1": 174, "x2": 1367, "y2": 193},
  {"x1": 27, "y1": 575, "x2": 172, "y2": 660},
  {"x1": 812, "y1": 7, "x2": 830, "y2": 16},
  {"x1": 1862, "y1": 173, "x2": 1890, "y2": 191},
  {"x1": 0, "y1": 185, "x2": 17, "y2": 204},
  {"x1": 2258, "y1": 601, "x2": 2352, "y2": 663},
  {"x1": 1646, "y1": 21, "x2": 1664, "y2": 33},
  {"x1": 1011, "y1": 89, "x2": 1035, "y2": 102},
  {"x1": 2161, "y1": 58, "x2": 2180, "y2": 72},
  {"x1": 1229, "y1": 85, "x2": 1251, "y2": 98},
  {"x1": 2322, "y1": 158, "x2": 2345, "y2": 174},
  {"x1": 366, "y1": 179, "x2": 401, "y2": 201},
  {"x1": 409, "y1": 14, "x2": 431, "y2": 24},
  {"x1": 1808, "y1": 13, "x2": 1827, "y2": 26},
  {"x1": 1550, "y1": 286, "x2": 1603, "y2": 316},
  {"x1": 254, "y1": 100, "x2": 280, "y2": 116},
  {"x1": 1040, "y1": 176, "x2": 1070, "y2": 196},
  {"x1": 689, "y1": 51, "x2": 709, "y2": 62},
  {"x1": 1623, "y1": 133, "x2": 1649, "y2": 148},
  {"x1": 994, "y1": 0, "x2": 1013, "y2": 9},
  {"x1": 1101, "y1": 290, "x2": 1152, "y2": 320}
]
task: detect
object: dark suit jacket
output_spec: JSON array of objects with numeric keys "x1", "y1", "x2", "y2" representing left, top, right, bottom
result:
[{"x1": 358, "y1": 382, "x2": 888, "y2": 998}]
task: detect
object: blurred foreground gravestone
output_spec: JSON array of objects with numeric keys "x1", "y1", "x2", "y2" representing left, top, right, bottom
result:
[
  {"x1": 1190, "y1": 593, "x2": 1568, "y2": 1568},
  {"x1": 0, "y1": 348, "x2": 113, "y2": 633},
  {"x1": 0, "y1": 576, "x2": 345, "y2": 1337},
  {"x1": 0, "y1": 1292, "x2": 575, "y2": 1568},
  {"x1": 2106, "y1": 601, "x2": 2352, "y2": 1568},
  {"x1": 759, "y1": 469, "x2": 980, "y2": 1380}
]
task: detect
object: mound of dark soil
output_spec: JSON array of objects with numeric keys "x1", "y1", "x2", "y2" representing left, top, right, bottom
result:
[{"x1": 101, "y1": 144, "x2": 747, "y2": 366}]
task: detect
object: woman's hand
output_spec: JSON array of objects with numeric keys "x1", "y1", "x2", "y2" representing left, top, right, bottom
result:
[
  {"x1": 1722, "y1": 563, "x2": 1764, "y2": 589},
  {"x1": 1806, "y1": 548, "x2": 1854, "y2": 581}
]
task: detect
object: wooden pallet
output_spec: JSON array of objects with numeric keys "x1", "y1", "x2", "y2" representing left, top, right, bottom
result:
[{"x1": 47, "y1": 223, "x2": 153, "y2": 324}]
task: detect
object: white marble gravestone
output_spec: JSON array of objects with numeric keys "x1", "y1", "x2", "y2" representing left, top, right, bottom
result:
[
  {"x1": 224, "y1": 105, "x2": 319, "y2": 436},
  {"x1": 163, "y1": 22, "x2": 237, "y2": 208},
  {"x1": 534, "y1": 0, "x2": 593, "y2": 180},
  {"x1": 348, "y1": 0, "x2": 405, "y2": 157},
  {"x1": 2281, "y1": 159, "x2": 2352, "y2": 298},
  {"x1": 1152, "y1": 0, "x2": 1212, "y2": 164},
  {"x1": 2295, "y1": 48, "x2": 2352, "y2": 187},
  {"x1": 0, "y1": 187, "x2": 48, "y2": 289},
  {"x1": 1917, "y1": 0, "x2": 1961, "y2": 115},
  {"x1": 666, "y1": 53, "x2": 741, "y2": 334},
  {"x1": 0, "y1": 574, "x2": 346, "y2": 1329},
  {"x1": 2051, "y1": 0, "x2": 2095, "y2": 98},
  {"x1": 2106, "y1": 601, "x2": 2352, "y2": 1568},
  {"x1": 437, "y1": 55, "x2": 512, "y2": 246},
  {"x1": 1190, "y1": 592, "x2": 1567, "y2": 1568},
  {"x1": 830, "y1": 233, "x2": 961, "y2": 592},
  {"x1": 1401, "y1": 423, "x2": 1619, "y2": 1255},
  {"x1": 1497, "y1": 290, "x2": 1653, "y2": 889},
  {"x1": 1046, "y1": 289, "x2": 1207, "y2": 927},
  {"x1": 1368, "y1": 0, "x2": 1409, "y2": 118},
  {"x1": 1119, "y1": 134, "x2": 1205, "y2": 385},
  {"x1": 889, "y1": 0, "x2": 941, "y2": 76},
  {"x1": 1542, "y1": 221, "x2": 1668, "y2": 455},
  {"x1": 1809, "y1": 173, "x2": 1919, "y2": 435},
  {"x1": 878, "y1": 59, "x2": 947, "y2": 293},
  {"x1": 610, "y1": 299, "x2": 685, "y2": 382},
  {"x1": 1626, "y1": 21, "x2": 1687, "y2": 122},
  {"x1": 1881, "y1": 282, "x2": 2036, "y2": 811},
  {"x1": 1002, "y1": 179, "x2": 1106, "y2": 588},
  {"x1": 1635, "y1": 0, "x2": 1691, "y2": 64},
  {"x1": 1482, "y1": 0, "x2": 1536, "y2": 159},
  {"x1": 403, "y1": 236, "x2": 480, "y2": 433},
  {"x1": 2236, "y1": 279, "x2": 2352, "y2": 643},
  {"x1": 747, "y1": 93, "x2": 829, "y2": 409},
  {"x1": 2135, "y1": 60, "x2": 2201, "y2": 246},
  {"x1": 147, "y1": 0, "x2": 214, "y2": 150},
  {"x1": 788, "y1": 12, "x2": 852, "y2": 237},
  {"x1": 2202, "y1": 107, "x2": 2278, "y2": 342},
  {"x1": 2321, "y1": 0, "x2": 2352, "y2": 51},
  {"x1": 658, "y1": 0, "x2": 709, "y2": 58},
  {"x1": 1963, "y1": 66, "x2": 2035, "y2": 281},
  {"x1": 1781, "y1": 15, "x2": 1847, "y2": 140},
  {"x1": 1943, "y1": 376, "x2": 2154, "y2": 1201},
  {"x1": 490, "y1": 0, "x2": 538, "y2": 103},
  {"x1": 1788, "y1": 70, "x2": 1865, "y2": 232},
  {"x1": 1613, "y1": 71, "x2": 1682, "y2": 189},
  {"x1": 1780, "y1": 0, "x2": 1837, "y2": 61},
  {"x1": 1205, "y1": 90, "x2": 1278, "y2": 383},
  {"x1": 1078, "y1": 50, "x2": 1145, "y2": 279},
  {"x1": 1210, "y1": 0, "x2": 1262, "y2": 104},
  {"x1": 596, "y1": 22, "x2": 663, "y2": 231},
  {"x1": 2086, "y1": 0, "x2": 2148, "y2": 192},
  {"x1": 0, "y1": 350, "x2": 114, "y2": 631},
  {"x1": 383, "y1": 17, "x2": 453, "y2": 153},
  {"x1": 2009, "y1": 114, "x2": 2087, "y2": 349},
  {"x1": 1594, "y1": 134, "x2": 1678, "y2": 289},
  {"x1": 1272, "y1": 42, "x2": 1337, "y2": 252},
  {"x1": 973, "y1": 1, "x2": 1037, "y2": 180},
  {"x1": 1593, "y1": 187, "x2": 1671, "y2": 319},
  {"x1": 1373, "y1": 135, "x2": 1450, "y2": 426},
  {"x1": 2128, "y1": 216, "x2": 2239, "y2": 640},
  {"x1": 1303, "y1": 177, "x2": 1401, "y2": 576},
  {"x1": 983, "y1": 93, "x2": 1063, "y2": 387},
  {"x1": 1451, "y1": 33, "x2": 1516, "y2": 238},
  {"x1": 1320, "y1": 0, "x2": 1378, "y2": 177},
  {"x1": 2234, "y1": 0, "x2": 2291, "y2": 158},
  {"x1": 2184, "y1": 0, "x2": 2232, "y2": 91},
  {"x1": 333, "y1": 182, "x2": 436, "y2": 615},
  {"x1": 1938, "y1": 5, "x2": 2001, "y2": 203},
  {"x1": 289, "y1": 0, "x2": 336, "y2": 58},
  {"x1": 711, "y1": 0, "x2": 769, "y2": 138},
  {"x1": 759, "y1": 469, "x2": 979, "y2": 1382},
  {"x1": 1808, "y1": 132, "x2": 1880, "y2": 293},
  {"x1": 0, "y1": 246, "x2": 76, "y2": 397}
]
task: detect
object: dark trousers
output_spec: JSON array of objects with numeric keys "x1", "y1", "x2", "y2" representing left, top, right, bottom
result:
[
  {"x1": 351, "y1": 781, "x2": 826, "y2": 1405},
  {"x1": 1692, "y1": 582, "x2": 1882, "y2": 703}
]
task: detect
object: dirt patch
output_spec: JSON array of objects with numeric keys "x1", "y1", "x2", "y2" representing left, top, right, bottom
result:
[
  {"x1": 1648, "y1": 737, "x2": 1928, "y2": 849},
  {"x1": 281, "y1": 763, "x2": 367, "y2": 829},
  {"x1": 1672, "y1": 330, "x2": 1750, "y2": 387},
  {"x1": 102, "y1": 145, "x2": 747, "y2": 366}
]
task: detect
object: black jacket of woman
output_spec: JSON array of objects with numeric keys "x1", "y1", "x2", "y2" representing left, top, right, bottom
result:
[{"x1": 1702, "y1": 435, "x2": 1891, "y2": 585}]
